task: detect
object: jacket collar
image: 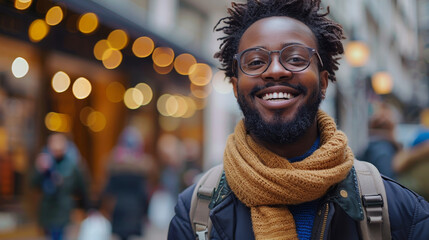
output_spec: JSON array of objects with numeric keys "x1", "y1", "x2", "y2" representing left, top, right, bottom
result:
[{"x1": 326, "y1": 167, "x2": 364, "y2": 221}]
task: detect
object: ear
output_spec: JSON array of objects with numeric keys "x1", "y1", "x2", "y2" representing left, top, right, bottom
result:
[
  {"x1": 231, "y1": 76, "x2": 239, "y2": 99},
  {"x1": 320, "y1": 70, "x2": 329, "y2": 98}
]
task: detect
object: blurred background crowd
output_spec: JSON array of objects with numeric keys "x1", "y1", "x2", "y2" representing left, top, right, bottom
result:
[{"x1": 0, "y1": 0, "x2": 428, "y2": 239}]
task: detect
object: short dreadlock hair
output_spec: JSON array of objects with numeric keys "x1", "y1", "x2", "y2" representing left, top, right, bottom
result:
[{"x1": 214, "y1": 0, "x2": 345, "y2": 82}]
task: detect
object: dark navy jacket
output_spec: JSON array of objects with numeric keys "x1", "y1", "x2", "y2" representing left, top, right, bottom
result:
[{"x1": 168, "y1": 167, "x2": 429, "y2": 240}]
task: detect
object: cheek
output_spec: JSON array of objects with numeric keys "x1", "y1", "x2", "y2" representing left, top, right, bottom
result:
[{"x1": 302, "y1": 68, "x2": 320, "y2": 87}]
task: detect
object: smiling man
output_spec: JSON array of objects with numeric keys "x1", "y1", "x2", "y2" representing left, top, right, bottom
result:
[{"x1": 168, "y1": 0, "x2": 429, "y2": 239}]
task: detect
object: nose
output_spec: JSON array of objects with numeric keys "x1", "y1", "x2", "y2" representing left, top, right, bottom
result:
[{"x1": 260, "y1": 55, "x2": 293, "y2": 81}]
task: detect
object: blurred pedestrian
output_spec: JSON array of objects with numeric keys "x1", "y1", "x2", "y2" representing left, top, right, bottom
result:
[
  {"x1": 103, "y1": 126, "x2": 153, "y2": 240},
  {"x1": 361, "y1": 103, "x2": 401, "y2": 178},
  {"x1": 31, "y1": 133, "x2": 89, "y2": 240},
  {"x1": 393, "y1": 130, "x2": 429, "y2": 200}
]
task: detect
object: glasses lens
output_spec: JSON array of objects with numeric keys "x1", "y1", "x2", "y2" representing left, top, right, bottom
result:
[
  {"x1": 240, "y1": 49, "x2": 270, "y2": 75},
  {"x1": 281, "y1": 46, "x2": 311, "y2": 71}
]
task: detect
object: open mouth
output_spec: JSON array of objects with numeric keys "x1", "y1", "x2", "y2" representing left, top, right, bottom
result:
[{"x1": 261, "y1": 92, "x2": 295, "y2": 101}]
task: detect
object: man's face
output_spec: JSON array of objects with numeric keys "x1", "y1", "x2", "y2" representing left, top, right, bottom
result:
[{"x1": 231, "y1": 16, "x2": 329, "y2": 144}]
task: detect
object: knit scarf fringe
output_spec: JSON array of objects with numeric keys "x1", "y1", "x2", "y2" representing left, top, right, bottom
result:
[{"x1": 223, "y1": 110, "x2": 354, "y2": 239}]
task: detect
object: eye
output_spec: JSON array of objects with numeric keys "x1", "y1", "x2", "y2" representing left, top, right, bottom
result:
[
  {"x1": 284, "y1": 55, "x2": 308, "y2": 66},
  {"x1": 247, "y1": 59, "x2": 267, "y2": 67}
]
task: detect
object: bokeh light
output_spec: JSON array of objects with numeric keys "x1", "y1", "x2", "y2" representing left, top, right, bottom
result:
[
  {"x1": 106, "y1": 81, "x2": 125, "y2": 103},
  {"x1": 152, "y1": 47, "x2": 175, "y2": 67},
  {"x1": 29, "y1": 19, "x2": 49, "y2": 42},
  {"x1": 153, "y1": 63, "x2": 173, "y2": 75},
  {"x1": 189, "y1": 63, "x2": 212, "y2": 86},
  {"x1": 191, "y1": 83, "x2": 212, "y2": 99},
  {"x1": 45, "y1": 112, "x2": 71, "y2": 132},
  {"x1": 156, "y1": 94, "x2": 197, "y2": 118},
  {"x1": 52, "y1": 71, "x2": 71, "y2": 93},
  {"x1": 182, "y1": 97, "x2": 197, "y2": 118},
  {"x1": 15, "y1": 0, "x2": 32, "y2": 10},
  {"x1": 93, "y1": 39, "x2": 111, "y2": 61},
  {"x1": 157, "y1": 94, "x2": 171, "y2": 116},
  {"x1": 102, "y1": 49, "x2": 123, "y2": 69},
  {"x1": 87, "y1": 111, "x2": 107, "y2": 132},
  {"x1": 135, "y1": 83, "x2": 153, "y2": 106},
  {"x1": 371, "y1": 72, "x2": 393, "y2": 95},
  {"x1": 107, "y1": 29, "x2": 128, "y2": 50},
  {"x1": 45, "y1": 6, "x2": 63, "y2": 26},
  {"x1": 78, "y1": 12, "x2": 98, "y2": 34},
  {"x1": 174, "y1": 53, "x2": 197, "y2": 75},
  {"x1": 124, "y1": 88, "x2": 143, "y2": 109},
  {"x1": 165, "y1": 95, "x2": 179, "y2": 116},
  {"x1": 212, "y1": 71, "x2": 232, "y2": 94},
  {"x1": 171, "y1": 95, "x2": 188, "y2": 118},
  {"x1": 11, "y1": 57, "x2": 29, "y2": 78},
  {"x1": 345, "y1": 41, "x2": 370, "y2": 67},
  {"x1": 132, "y1": 36, "x2": 155, "y2": 58},
  {"x1": 72, "y1": 77, "x2": 92, "y2": 99}
]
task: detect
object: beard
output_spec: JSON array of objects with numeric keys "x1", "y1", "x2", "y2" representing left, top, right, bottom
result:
[{"x1": 237, "y1": 84, "x2": 322, "y2": 145}]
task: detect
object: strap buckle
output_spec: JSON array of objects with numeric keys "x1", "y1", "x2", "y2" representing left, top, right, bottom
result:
[
  {"x1": 195, "y1": 223, "x2": 208, "y2": 240},
  {"x1": 362, "y1": 194, "x2": 383, "y2": 224}
]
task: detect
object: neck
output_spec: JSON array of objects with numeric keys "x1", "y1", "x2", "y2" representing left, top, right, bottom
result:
[{"x1": 251, "y1": 121, "x2": 319, "y2": 159}]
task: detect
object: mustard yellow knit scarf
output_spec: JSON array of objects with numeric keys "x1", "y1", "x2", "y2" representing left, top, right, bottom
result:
[{"x1": 224, "y1": 110, "x2": 354, "y2": 239}]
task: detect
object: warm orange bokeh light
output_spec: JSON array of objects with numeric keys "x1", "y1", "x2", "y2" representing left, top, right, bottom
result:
[
  {"x1": 93, "y1": 39, "x2": 111, "y2": 60},
  {"x1": 45, "y1": 112, "x2": 71, "y2": 133},
  {"x1": 189, "y1": 63, "x2": 212, "y2": 86},
  {"x1": 190, "y1": 83, "x2": 212, "y2": 99},
  {"x1": 102, "y1": 49, "x2": 123, "y2": 69},
  {"x1": 132, "y1": 37, "x2": 155, "y2": 58},
  {"x1": 174, "y1": 53, "x2": 197, "y2": 75},
  {"x1": 29, "y1": 19, "x2": 50, "y2": 42},
  {"x1": 78, "y1": 12, "x2": 98, "y2": 34},
  {"x1": 152, "y1": 47, "x2": 175, "y2": 67},
  {"x1": 153, "y1": 63, "x2": 173, "y2": 75},
  {"x1": 345, "y1": 41, "x2": 370, "y2": 67},
  {"x1": 371, "y1": 72, "x2": 393, "y2": 95},
  {"x1": 107, "y1": 29, "x2": 128, "y2": 50},
  {"x1": 45, "y1": 6, "x2": 63, "y2": 26},
  {"x1": 15, "y1": 0, "x2": 32, "y2": 10}
]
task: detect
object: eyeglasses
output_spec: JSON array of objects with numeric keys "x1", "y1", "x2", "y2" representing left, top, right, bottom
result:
[{"x1": 234, "y1": 44, "x2": 324, "y2": 76}]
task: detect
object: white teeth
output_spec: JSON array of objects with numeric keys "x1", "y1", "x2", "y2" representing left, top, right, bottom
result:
[
  {"x1": 262, "y1": 92, "x2": 294, "y2": 100},
  {"x1": 273, "y1": 92, "x2": 278, "y2": 99}
]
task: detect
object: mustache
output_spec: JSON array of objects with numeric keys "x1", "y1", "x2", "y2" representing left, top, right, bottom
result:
[{"x1": 250, "y1": 82, "x2": 307, "y2": 96}]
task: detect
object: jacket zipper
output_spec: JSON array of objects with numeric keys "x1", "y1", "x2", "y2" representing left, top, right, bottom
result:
[{"x1": 319, "y1": 202, "x2": 329, "y2": 240}]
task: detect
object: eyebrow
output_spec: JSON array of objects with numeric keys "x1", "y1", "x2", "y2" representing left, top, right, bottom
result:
[{"x1": 252, "y1": 42, "x2": 305, "y2": 50}]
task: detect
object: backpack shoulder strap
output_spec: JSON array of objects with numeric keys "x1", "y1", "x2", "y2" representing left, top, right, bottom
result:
[
  {"x1": 189, "y1": 164, "x2": 224, "y2": 240},
  {"x1": 353, "y1": 159, "x2": 391, "y2": 240}
]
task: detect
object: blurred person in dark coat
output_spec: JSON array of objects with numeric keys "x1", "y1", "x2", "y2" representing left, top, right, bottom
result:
[
  {"x1": 103, "y1": 126, "x2": 153, "y2": 240},
  {"x1": 361, "y1": 103, "x2": 401, "y2": 179},
  {"x1": 31, "y1": 133, "x2": 89, "y2": 240},
  {"x1": 393, "y1": 130, "x2": 429, "y2": 200}
]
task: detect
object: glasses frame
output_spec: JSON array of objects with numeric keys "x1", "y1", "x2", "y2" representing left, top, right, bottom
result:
[{"x1": 233, "y1": 44, "x2": 324, "y2": 76}]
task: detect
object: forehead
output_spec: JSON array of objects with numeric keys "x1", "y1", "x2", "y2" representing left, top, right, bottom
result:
[{"x1": 239, "y1": 16, "x2": 317, "y2": 52}]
